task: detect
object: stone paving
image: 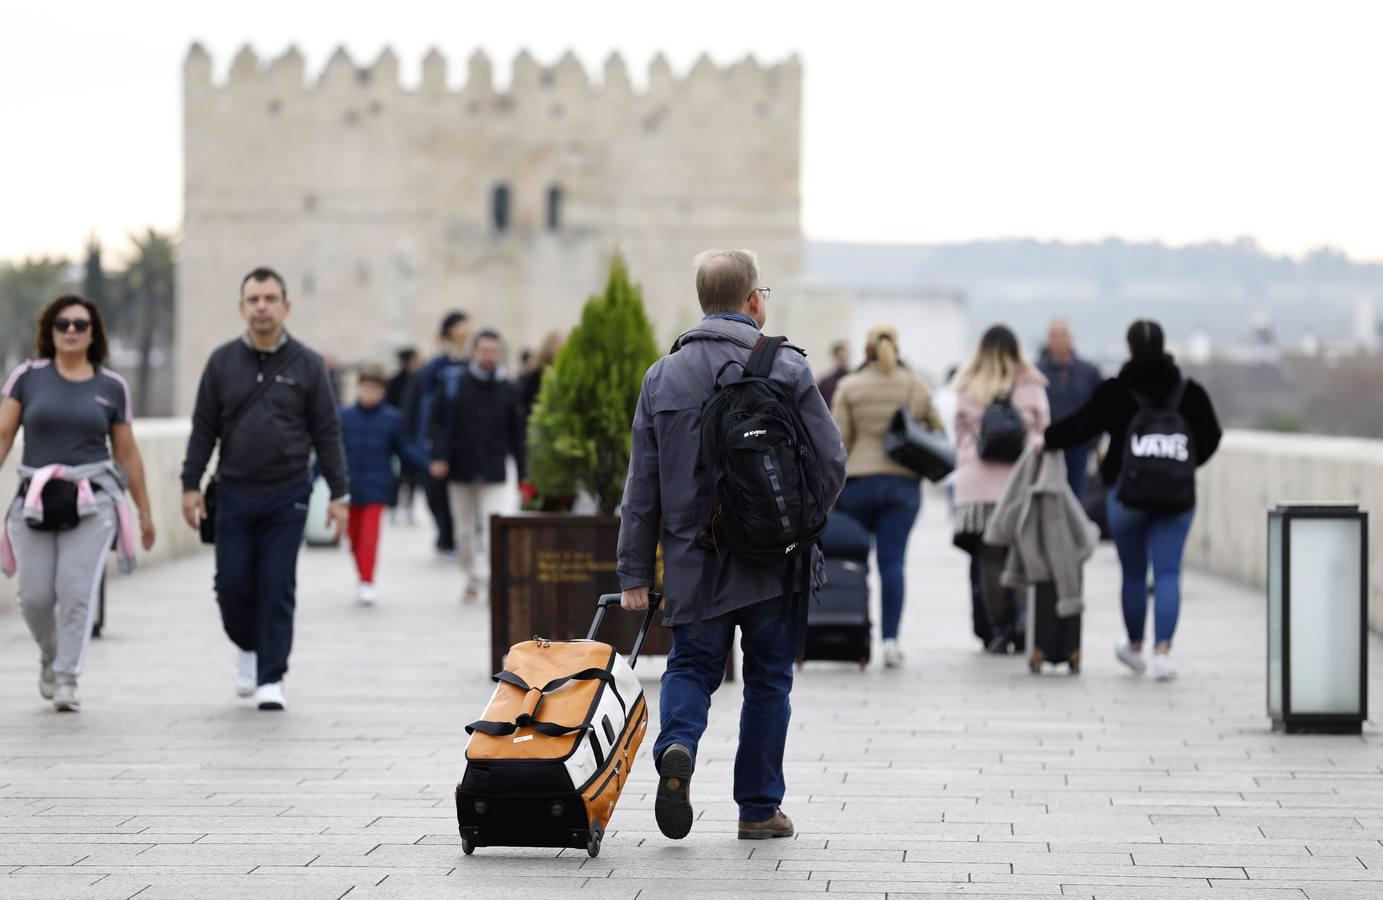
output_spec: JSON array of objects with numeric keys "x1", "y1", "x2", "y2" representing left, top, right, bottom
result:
[{"x1": 1, "y1": 497, "x2": 1382, "y2": 899}]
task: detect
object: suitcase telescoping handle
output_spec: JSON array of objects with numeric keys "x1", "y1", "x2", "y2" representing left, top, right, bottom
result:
[{"x1": 590, "y1": 592, "x2": 663, "y2": 669}]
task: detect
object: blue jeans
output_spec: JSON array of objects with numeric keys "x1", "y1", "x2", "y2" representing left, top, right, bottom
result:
[
  {"x1": 654, "y1": 599, "x2": 797, "y2": 822},
  {"x1": 834, "y1": 475, "x2": 922, "y2": 640},
  {"x1": 214, "y1": 481, "x2": 311, "y2": 685},
  {"x1": 1106, "y1": 493, "x2": 1195, "y2": 647},
  {"x1": 1065, "y1": 448, "x2": 1091, "y2": 503}
]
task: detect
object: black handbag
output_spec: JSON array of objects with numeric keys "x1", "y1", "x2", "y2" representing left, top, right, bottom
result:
[
  {"x1": 884, "y1": 405, "x2": 955, "y2": 482},
  {"x1": 18, "y1": 478, "x2": 81, "y2": 532},
  {"x1": 200, "y1": 345, "x2": 305, "y2": 545},
  {"x1": 977, "y1": 392, "x2": 1027, "y2": 463}
]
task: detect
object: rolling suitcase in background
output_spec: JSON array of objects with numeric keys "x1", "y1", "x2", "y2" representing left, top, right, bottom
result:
[
  {"x1": 802, "y1": 511, "x2": 871, "y2": 668},
  {"x1": 1026, "y1": 580, "x2": 1081, "y2": 674},
  {"x1": 456, "y1": 593, "x2": 661, "y2": 858}
]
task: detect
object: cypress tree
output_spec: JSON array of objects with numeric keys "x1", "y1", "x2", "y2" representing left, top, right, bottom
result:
[{"x1": 527, "y1": 254, "x2": 660, "y2": 514}]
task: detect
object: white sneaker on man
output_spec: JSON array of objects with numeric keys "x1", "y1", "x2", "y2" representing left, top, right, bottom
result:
[
  {"x1": 235, "y1": 650, "x2": 257, "y2": 698},
  {"x1": 357, "y1": 582, "x2": 378, "y2": 606},
  {"x1": 1150, "y1": 653, "x2": 1178, "y2": 681},
  {"x1": 1115, "y1": 640, "x2": 1147, "y2": 675},
  {"x1": 255, "y1": 681, "x2": 286, "y2": 711},
  {"x1": 882, "y1": 639, "x2": 905, "y2": 669}
]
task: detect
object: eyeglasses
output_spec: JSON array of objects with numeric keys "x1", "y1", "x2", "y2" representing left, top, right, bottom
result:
[
  {"x1": 54, "y1": 317, "x2": 92, "y2": 334},
  {"x1": 749, "y1": 287, "x2": 771, "y2": 302}
]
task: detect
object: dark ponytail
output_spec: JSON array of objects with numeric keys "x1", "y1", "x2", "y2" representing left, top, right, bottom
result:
[{"x1": 1126, "y1": 319, "x2": 1165, "y2": 361}]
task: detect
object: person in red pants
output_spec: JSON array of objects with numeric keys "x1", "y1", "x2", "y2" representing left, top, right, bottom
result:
[{"x1": 340, "y1": 366, "x2": 430, "y2": 605}]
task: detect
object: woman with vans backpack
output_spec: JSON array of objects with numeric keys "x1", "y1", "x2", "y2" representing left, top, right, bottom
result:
[
  {"x1": 951, "y1": 325, "x2": 1050, "y2": 655},
  {"x1": 830, "y1": 324, "x2": 946, "y2": 669},
  {"x1": 1043, "y1": 320, "x2": 1221, "y2": 681}
]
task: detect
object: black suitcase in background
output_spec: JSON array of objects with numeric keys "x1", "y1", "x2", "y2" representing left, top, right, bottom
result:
[
  {"x1": 1027, "y1": 581, "x2": 1081, "y2": 674},
  {"x1": 804, "y1": 557, "x2": 871, "y2": 667},
  {"x1": 804, "y1": 511, "x2": 872, "y2": 668}
]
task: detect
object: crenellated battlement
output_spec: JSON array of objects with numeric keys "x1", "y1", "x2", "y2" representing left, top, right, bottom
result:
[{"x1": 184, "y1": 43, "x2": 800, "y2": 99}]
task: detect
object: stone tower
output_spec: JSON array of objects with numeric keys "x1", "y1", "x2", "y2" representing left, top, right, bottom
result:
[{"x1": 177, "y1": 44, "x2": 803, "y2": 410}]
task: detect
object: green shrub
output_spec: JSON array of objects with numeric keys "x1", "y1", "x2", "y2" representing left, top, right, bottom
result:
[{"x1": 526, "y1": 255, "x2": 661, "y2": 514}]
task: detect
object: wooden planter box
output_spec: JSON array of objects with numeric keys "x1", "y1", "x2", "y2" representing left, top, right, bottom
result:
[{"x1": 488, "y1": 514, "x2": 673, "y2": 674}]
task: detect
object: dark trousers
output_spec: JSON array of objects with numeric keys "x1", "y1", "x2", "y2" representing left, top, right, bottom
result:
[
  {"x1": 1065, "y1": 448, "x2": 1091, "y2": 503},
  {"x1": 423, "y1": 476, "x2": 454, "y2": 551},
  {"x1": 214, "y1": 481, "x2": 310, "y2": 685},
  {"x1": 653, "y1": 599, "x2": 797, "y2": 822}
]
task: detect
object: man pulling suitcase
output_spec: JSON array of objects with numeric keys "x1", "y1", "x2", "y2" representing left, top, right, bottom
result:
[{"x1": 616, "y1": 250, "x2": 847, "y2": 840}]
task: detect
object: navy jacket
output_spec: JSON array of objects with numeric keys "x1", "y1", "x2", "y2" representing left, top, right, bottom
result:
[
  {"x1": 616, "y1": 317, "x2": 848, "y2": 626},
  {"x1": 429, "y1": 366, "x2": 526, "y2": 484},
  {"x1": 1037, "y1": 351, "x2": 1104, "y2": 453},
  {"x1": 339, "y1": 402, "x2": 430, "y2": 506}
]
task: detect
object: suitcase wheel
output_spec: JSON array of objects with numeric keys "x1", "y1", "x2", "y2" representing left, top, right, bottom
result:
[
  {"x1": 461, "y1": 837, "x2": 475, "y2": 856},
  {"x1": 586, "y1": 821, "x2": 603, "y2": 858},
  {"x1": 1068, "y1": 661, "x2": 1081, "y2": 676},
  {"x1": 1028, "y1": 659, "x2": 1041, "y2": 675}
]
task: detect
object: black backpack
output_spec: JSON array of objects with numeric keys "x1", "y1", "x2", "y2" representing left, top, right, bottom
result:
[
  {"x1": 1116, "y1": 381, "x2": 1196, "y2": 514},
  {"x1": 674, "y1": 335, "x2": 829, "y2": 616},
  {"x1": 977, "y1": 393, "x2": 1027, "y2": 463}
]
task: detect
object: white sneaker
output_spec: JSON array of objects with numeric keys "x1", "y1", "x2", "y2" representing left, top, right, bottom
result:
[
  {"x1": 1115, "y1": 640, "x2": 1147, "y2": 675},
  {"x1": 39, "y1": 662, "x2": 56, "y2": 700},
  {"x1": 882, "y1": 639, "x2": 904, "y2": 669},
  {"x1": 235, "y1": 650, "x2": 257, "y2": 698},
  {"x1": 1150, "y1": 653, "x2": 1178, "y2": 681},
  {"x1": 53, "y1": 682, "x2": 80, "y2": 713},
  {"x1": 255, "y1": 681, "x2": 286, "y2": 711},
  {"x1": 357, "y1": 582, "x2": 378, "y2": 606}
]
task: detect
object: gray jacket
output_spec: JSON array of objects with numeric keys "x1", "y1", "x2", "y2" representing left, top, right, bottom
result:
[
  {"x1": 616, "y1": 318, "x2": 848, "y2": 627},
  {"x1": 983, "y1": 446, "x2": 1100, "y2": 617}
]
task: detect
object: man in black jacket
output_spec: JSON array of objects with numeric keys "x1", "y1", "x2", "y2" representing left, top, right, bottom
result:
[
  {"x1": 180, "y1": 267, "x2": 349, "y2": 711},
  {"x1": 428, "y1": 329, "x2": 523, "y2": 603}
]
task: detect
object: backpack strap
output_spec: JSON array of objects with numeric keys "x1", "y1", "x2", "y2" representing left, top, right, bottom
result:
[{"x1": 745, "y1": 335, "x2": 785, "y2": 379}]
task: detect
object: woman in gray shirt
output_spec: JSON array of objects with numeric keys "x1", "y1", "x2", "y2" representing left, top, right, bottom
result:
[{"x1": 0, "y1": 295, "x2": 156, "y2": 712}]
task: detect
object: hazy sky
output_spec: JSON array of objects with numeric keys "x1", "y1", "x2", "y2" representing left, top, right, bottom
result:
[{"x1": 4, "y1": 0, "x2": 1382, "y2": 264}]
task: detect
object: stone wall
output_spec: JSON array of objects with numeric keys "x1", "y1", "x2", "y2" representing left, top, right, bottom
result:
[
  {"x1": 1187, "y1": 429, "x2": 1383, "y2": 628},
  {"x1": 0, "y1": 420, "x2": 202, "y2": 606},
  {"x1": 178, "y1": 46, "x2": 803, "y2": 413}
]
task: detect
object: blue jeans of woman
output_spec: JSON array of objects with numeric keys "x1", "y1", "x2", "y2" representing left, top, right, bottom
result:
[
  {"x1": 834, "y1": 475, "x2": 922, "y2": 641},
  {"x1": 1106, "y1": 493, "x2": 1195, "y2": 647}
]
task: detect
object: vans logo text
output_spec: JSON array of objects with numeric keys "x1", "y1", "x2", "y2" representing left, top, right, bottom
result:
[
  {"x1": 1130, "y1": 433, "x2": 1189, "y2": 462},
  {"x1": 743, "y1": 429, "x2": 768, "y2": 438}
]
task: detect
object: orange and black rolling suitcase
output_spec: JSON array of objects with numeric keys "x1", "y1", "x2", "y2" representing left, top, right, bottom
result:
[{"x1": 456, "y1": 593, "x2": 660, "y2": 858}]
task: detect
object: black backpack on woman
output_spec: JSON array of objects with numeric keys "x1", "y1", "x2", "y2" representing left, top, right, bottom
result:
[
  {"x1": 977, "y1": 393, "x2": 1027, "y2": 463},
  {"x1": 1116, "y1": 382, "x2": 1196, "y2": 514}
]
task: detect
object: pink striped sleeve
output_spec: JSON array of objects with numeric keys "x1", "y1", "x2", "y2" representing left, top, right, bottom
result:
[
  {"x1": 101, "y1": 368, "x2": 133, "y2": 423},
  {"x1": 2, "y1": 361, "x2": 33, "y2": 399}
]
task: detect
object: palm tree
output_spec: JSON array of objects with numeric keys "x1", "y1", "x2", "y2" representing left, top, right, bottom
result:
[{"x1": 117, "y1": 229, "x2": 176, "y2": 416}]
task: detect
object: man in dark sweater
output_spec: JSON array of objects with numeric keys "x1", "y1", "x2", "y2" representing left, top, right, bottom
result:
[{"x1": 179, "y1": 267, "x2": 349, "y2": 711}]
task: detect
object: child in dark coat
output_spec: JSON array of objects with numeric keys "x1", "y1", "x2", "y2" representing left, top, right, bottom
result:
[{"x1": 340, "y1": 366, "x2": 430, "y2": 604}]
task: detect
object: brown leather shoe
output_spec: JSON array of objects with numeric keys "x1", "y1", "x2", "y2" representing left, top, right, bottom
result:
[{"x1": 738, "y1": 808, "x2": 794, "y2": 840}]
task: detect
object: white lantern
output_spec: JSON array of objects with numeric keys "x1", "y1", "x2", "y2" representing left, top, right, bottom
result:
[{"x1": 1267, "y1": 504, "x2": 1368, "y2": 734}]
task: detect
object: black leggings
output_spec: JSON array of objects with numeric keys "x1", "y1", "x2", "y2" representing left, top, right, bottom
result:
[{"x1": 976, "y1": 544, "x2": 1018, "y2": 632}]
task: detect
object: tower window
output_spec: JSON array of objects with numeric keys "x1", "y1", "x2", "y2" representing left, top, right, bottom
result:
[
  {"x1": 492, "y1": 184, "x2": 511, "y2": 233},
  {"x1": 546, "y1": 185, "x2": 562, "y2": 231}
]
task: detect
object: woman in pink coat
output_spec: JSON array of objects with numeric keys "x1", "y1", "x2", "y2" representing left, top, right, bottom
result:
[{"x1": 951, "y1": 325, "x2": 1050, "y2": 654}]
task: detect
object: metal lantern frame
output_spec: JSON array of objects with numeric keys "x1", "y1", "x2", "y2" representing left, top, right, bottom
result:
[{"x1": 1268, "y1": 504, "x2": 1368, "y2": 735}]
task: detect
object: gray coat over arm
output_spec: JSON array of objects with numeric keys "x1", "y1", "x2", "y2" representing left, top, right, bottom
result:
[{"x1": 616, "y1": 317, "x2": 848, "y2": 627}]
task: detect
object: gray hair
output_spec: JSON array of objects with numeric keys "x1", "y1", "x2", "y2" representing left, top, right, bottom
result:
[{"x1": 693, "y1": 249, "x2": 759, "y2": 314}]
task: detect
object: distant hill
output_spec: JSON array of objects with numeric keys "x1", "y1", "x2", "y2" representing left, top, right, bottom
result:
[{"x1": 806, "y1": 238, "x2": 1383, "y2": 357}]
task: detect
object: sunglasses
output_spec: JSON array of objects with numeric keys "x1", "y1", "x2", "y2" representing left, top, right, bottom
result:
[{"x1": 54, "y1": 317, "x2": 92, "y2": 334}]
